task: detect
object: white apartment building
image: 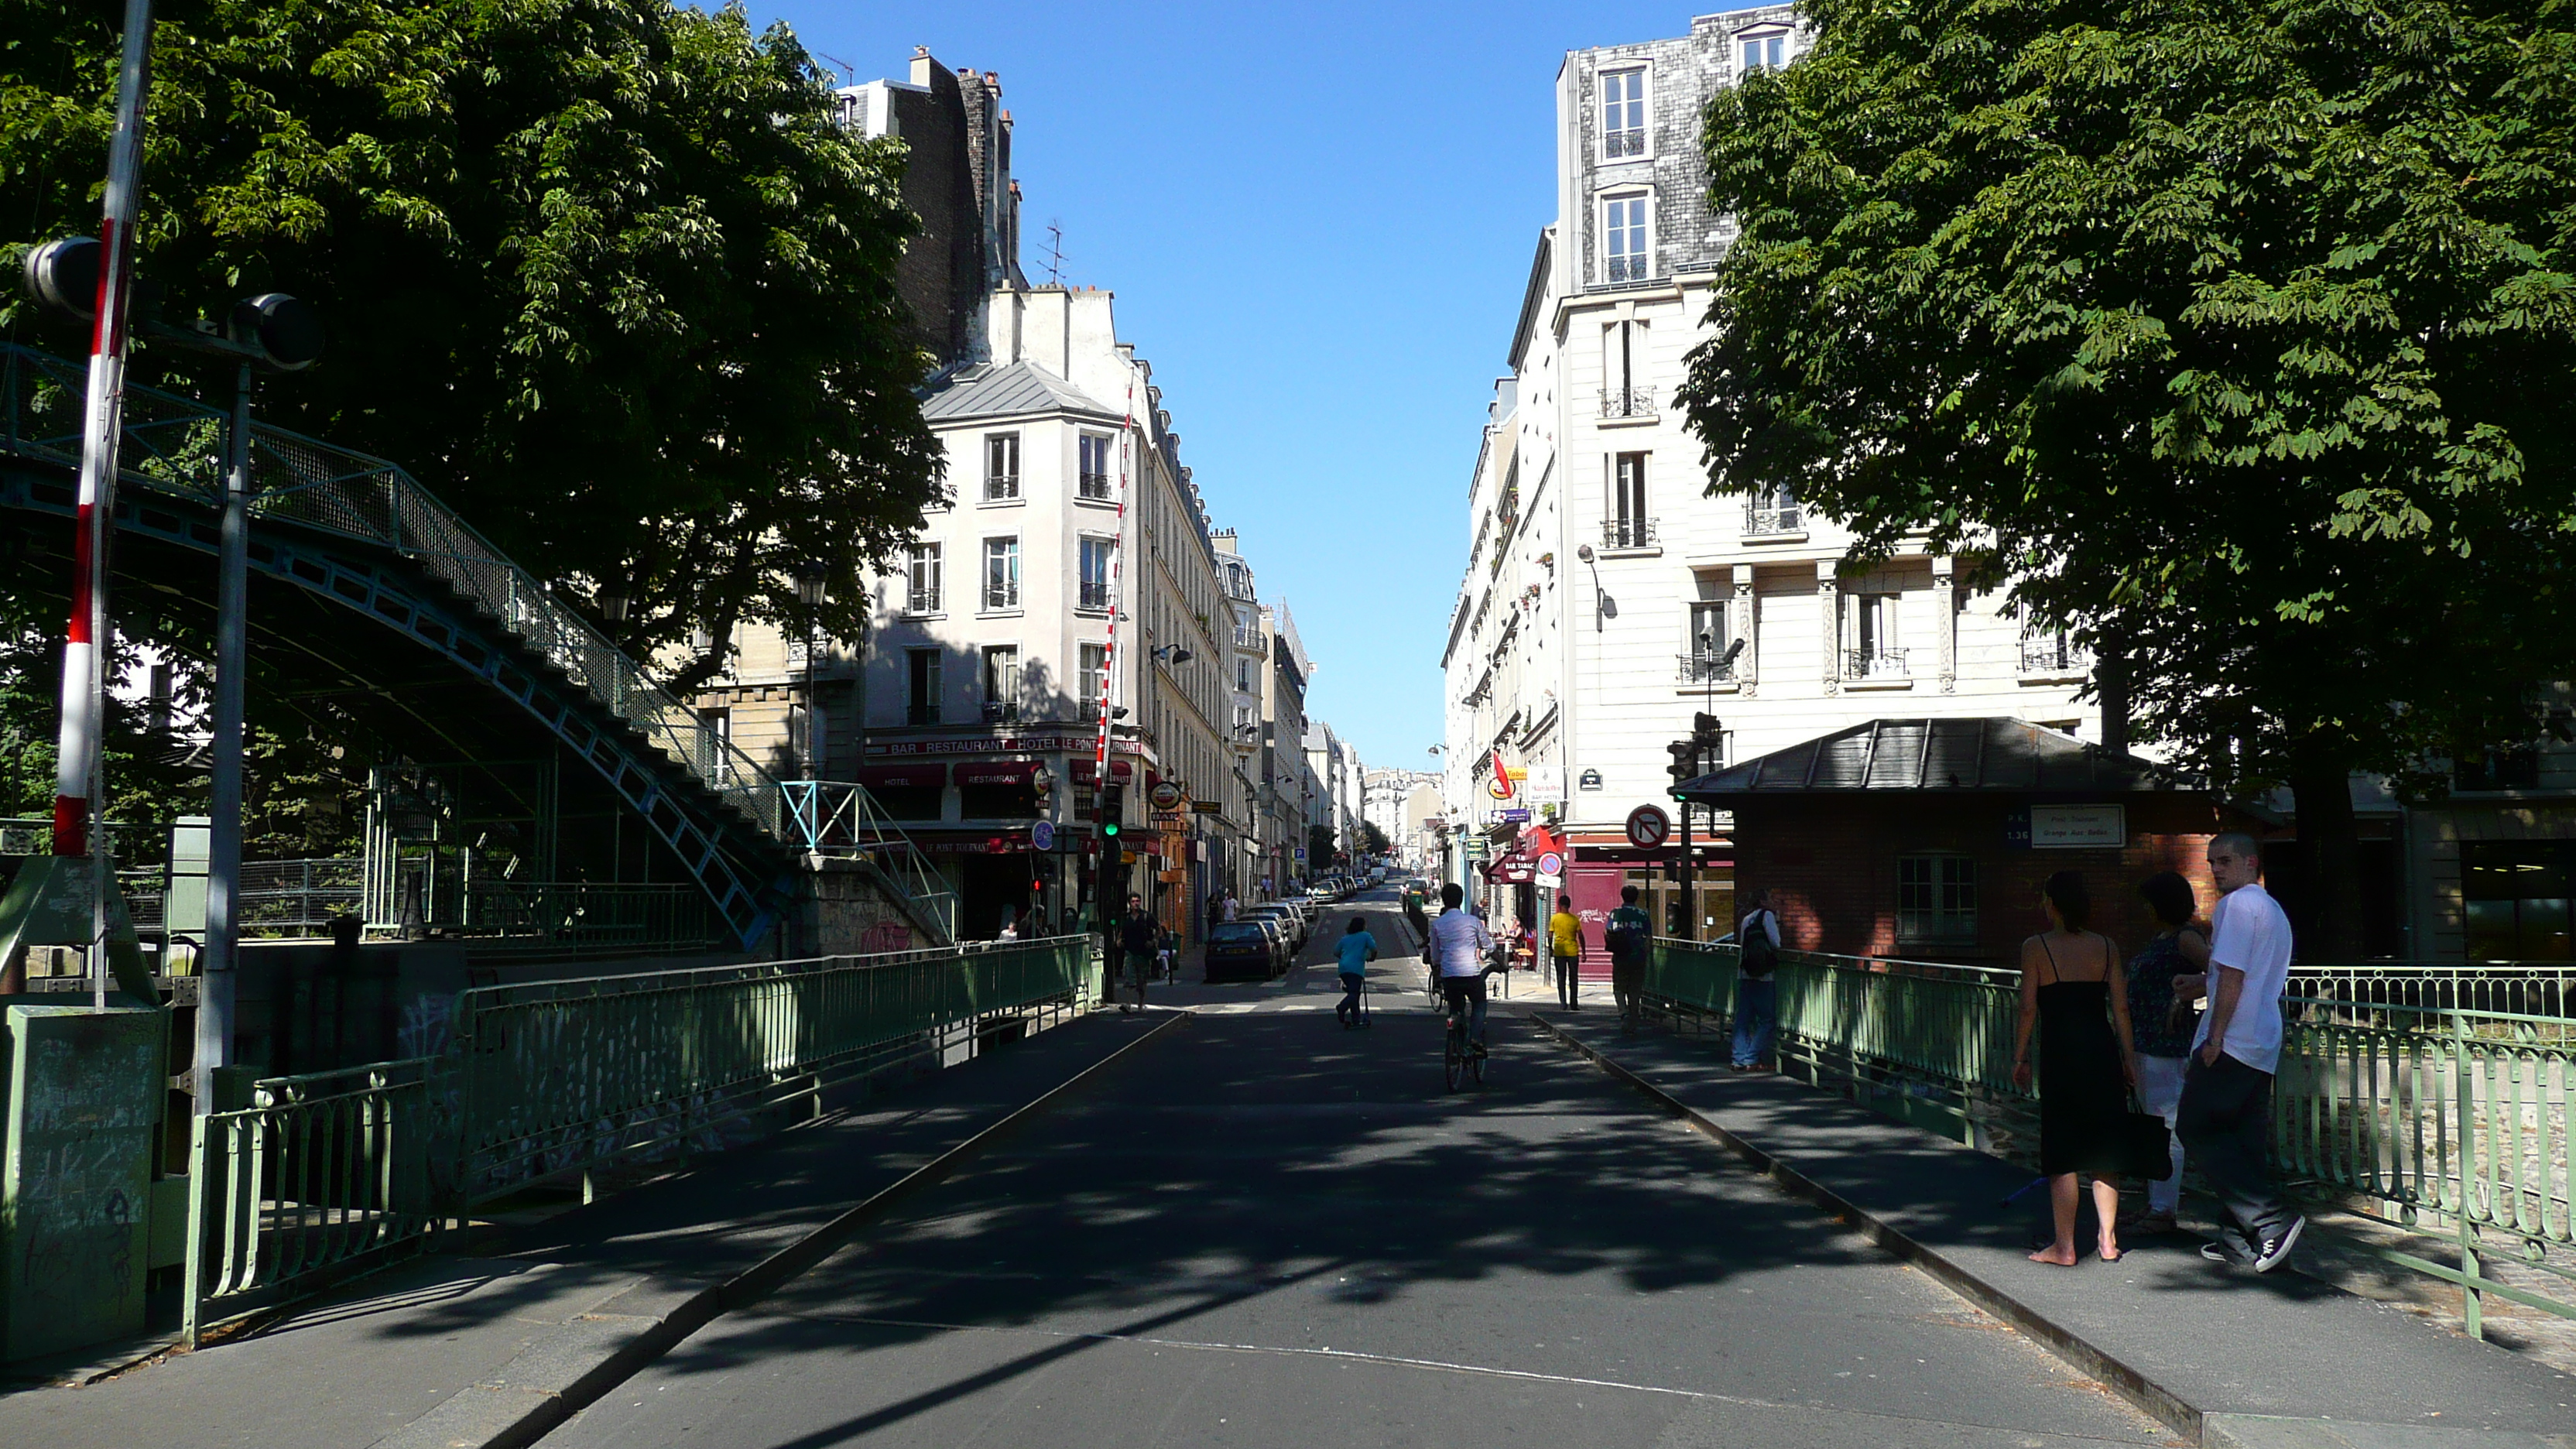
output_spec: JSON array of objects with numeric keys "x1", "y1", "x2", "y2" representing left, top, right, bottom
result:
[{"x1": 1440, "y1": 7, "x2": 2096, "y2": 949}]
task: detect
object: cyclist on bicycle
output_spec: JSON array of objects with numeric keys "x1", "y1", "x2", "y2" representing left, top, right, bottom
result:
[{"x1": 1427, "y1": 882, "x2": 1497, "y2": 1051}]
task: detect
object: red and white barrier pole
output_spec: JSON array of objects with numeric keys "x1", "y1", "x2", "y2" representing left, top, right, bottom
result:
[{"x1": 54, "y1": 0, "x2": 156, "y2": 1005}]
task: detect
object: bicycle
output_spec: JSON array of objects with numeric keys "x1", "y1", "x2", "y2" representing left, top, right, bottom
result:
[{"x1": 1440, "y1": 964, "x2": 1497, "y2": 1092}]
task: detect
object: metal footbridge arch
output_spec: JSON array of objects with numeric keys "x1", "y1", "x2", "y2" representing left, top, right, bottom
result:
[{"x1": 0, "y1": 341, "x2": 809, "y2": 949}]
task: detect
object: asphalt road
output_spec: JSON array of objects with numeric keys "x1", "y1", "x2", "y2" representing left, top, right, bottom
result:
[{"x1": 543, "y1": 891, "x2": 2177, "y2": 1449}]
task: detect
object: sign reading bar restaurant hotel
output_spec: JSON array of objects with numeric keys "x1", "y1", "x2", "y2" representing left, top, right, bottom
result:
[{"x1": 2030, "y1": 804, "x2": 2125, "y2": 849}]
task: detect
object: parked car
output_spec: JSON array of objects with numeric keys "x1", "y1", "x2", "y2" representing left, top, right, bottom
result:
[
  {"x1": 1204, "y1": 920, "x2": 1283, "y2": 982},
  {"x1": 1243, "y1": 903, "x2": 1307, "y2": 951}
]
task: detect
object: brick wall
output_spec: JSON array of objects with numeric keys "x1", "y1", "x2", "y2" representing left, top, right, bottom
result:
[{"x1": 1733, "y1": 794, "x2": 2265, "y2": 965}]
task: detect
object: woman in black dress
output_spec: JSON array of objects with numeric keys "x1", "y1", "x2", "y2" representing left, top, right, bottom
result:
[{"x1": 2010, "y1": 871, "x2": 2142, "y2": 1265}]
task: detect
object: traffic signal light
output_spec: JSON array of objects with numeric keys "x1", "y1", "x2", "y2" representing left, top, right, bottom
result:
[
  {"x1": 1099, "y1": 783, "x2": 1124, "y2": 838},
  {"x1": 1667, "y1": 738, "x2": 1697, "y2": 793}
]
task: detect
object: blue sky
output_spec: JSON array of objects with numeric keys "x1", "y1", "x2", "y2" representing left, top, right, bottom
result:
[{"x1": 753, "y1": 2, "x2": 1737, "y2": 771}]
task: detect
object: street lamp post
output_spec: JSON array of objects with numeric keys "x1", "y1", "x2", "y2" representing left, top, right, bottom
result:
[{"x1": 793, "y1": 562, "x2": 827, "y2": 781}]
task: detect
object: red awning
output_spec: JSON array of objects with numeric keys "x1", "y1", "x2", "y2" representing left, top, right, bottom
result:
[
  {"x1": 855, "y1": 762, "x2": 948, "y2": 790},
  {"x1": 1069, "y1": 758, "x2": 1136, "y2": 783},
  {"x1": 954, "y1": 759, "x2": 1040, "y2": 786}
]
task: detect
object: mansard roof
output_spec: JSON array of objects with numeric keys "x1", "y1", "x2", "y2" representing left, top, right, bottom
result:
[{"x1": 920, "y1": 360, "x2": 1118, "y2": 421}]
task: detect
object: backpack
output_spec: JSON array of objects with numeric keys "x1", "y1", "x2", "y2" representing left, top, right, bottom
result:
[
  {"x1": 1601, "y1": 907, "x2": 1647, "y2": 964},
  {"x1": 1739, "y1": 910, "x2": 1779, "y2": 978}
]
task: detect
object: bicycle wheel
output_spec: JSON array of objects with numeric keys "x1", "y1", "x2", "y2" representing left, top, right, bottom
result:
[
  {"x1": 1444, "y1": 1026, "x2": 1467, "y2": 1092},
  {"x1": 1470, "y1": 1035, "x2": 1486, "y2": 1086}
]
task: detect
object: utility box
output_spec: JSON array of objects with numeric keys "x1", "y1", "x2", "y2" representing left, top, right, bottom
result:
[{"x1": 0, "y1": 1002, "x2": 165, "y2": 1361}]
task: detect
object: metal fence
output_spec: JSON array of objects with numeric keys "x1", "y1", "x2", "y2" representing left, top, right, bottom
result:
[
  {"x1": 184, "y1": 1059, "x2": 439, "y2": 1343},
  {"x1": 1639, "y1": 939, "x2": 2575, "y2": 1335},
  {"x1": 2289, "y1": 964, "x2": 2576, "y2": 1024},
  {"x1": 181, "y1": 936, "x2": 1098, "y2": 1340}
]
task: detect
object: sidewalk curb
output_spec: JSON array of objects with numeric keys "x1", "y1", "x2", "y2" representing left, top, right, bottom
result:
[
  {"x1": 369, "y1": 1009, "x2": 1192, "y2": 1449},
  {"x1": 1529, "y1": 1012, "x2": 2204, "y2": 1440}
]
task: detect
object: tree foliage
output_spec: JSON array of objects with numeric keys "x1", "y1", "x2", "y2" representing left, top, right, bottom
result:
[
  {"x1": 2, "y1": 0, "x2": 941, "y2": 685},
  {"x1": 1680, "y1": 0, "x2": 2576, "y2": 833}
]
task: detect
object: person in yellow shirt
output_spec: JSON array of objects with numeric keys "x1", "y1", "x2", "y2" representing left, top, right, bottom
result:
[{"x1": 1547, "y1": 893, "x2": 1584, "y2": 1009}]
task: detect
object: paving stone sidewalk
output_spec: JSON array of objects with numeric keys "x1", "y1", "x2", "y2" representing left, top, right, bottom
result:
[
  {"x1": 0, "y1": 1009, "x2": 1177, "y2": 1449},
  {"x1": 1532, "y1": 1009, "x2": 2576, "y2": 1449}
]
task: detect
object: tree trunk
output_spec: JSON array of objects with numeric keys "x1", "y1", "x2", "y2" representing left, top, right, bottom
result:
[{"x1": 2288, "y1": 764, "x2": 2362, "y2": 963}]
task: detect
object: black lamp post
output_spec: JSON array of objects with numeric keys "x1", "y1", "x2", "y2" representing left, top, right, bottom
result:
[{"x1": 793, "y1": 562, "x2": 828, "y2": 780}]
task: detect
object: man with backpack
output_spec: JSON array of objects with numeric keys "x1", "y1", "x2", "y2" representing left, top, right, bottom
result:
[
  {"x1": 1733, "y1": 888, "x2": 1782, "y2": 1070},
  {"x1": 1601, "y1": 885, "x2": 1654, "y2": 1033}
]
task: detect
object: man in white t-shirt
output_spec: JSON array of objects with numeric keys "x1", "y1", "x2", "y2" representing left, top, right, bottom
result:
[{"x1": 2175, "y1": 831, "x2": 2304, "y2": 1272}]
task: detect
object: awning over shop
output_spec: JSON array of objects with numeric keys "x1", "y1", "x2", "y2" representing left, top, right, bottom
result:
[
  {"x1": 954, "y1": 759, "x2": 1042, "y2": 787},
  {"x1": 855, "y1": 762, "x2": 949, "y2": 791}
]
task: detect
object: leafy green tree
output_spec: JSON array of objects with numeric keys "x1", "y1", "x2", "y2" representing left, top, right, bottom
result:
[
  {"x1": 1358, "y1": 818, "x2": 1391, "y2": 858},
  {"x1": 1307, "y1": 824, "x2": 1338, "y2": 875},
  {"x1": 1679, "y1": 0, "x2": 2576, "y2": 957},
  {"x1": 2, "y1": 0, "x2": 940, "y2": 687}
]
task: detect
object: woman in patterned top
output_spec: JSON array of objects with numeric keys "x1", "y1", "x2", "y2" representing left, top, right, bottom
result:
[{"x1": 2125, "y1": 871, "x2": 2211, "y2": 1234}]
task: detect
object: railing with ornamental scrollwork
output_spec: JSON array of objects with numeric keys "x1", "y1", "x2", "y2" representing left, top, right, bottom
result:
[
  {"x1": 1598, "y1": 385, "x2": 1657, "y2": 420},
  {"x1": 1602, "y1": 516, "x2": 1658, "y2": 549},
  {"x1": 1745, "y1": 500, "x2": 1804, "y2": 534},
  {"x1": 1844, "y1": 647, "x2": 1910, "y2": 681},
  {"x1": 2020, "y1": 632, "x2": 2092, "y2": 673}
]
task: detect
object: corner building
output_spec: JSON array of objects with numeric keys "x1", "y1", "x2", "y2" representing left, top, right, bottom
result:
[{"x1": 1441, "y1": 8, "x2": 2098, "y2": 971}]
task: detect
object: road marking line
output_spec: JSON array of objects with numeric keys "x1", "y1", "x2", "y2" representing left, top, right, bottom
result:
[{"x1": 806, "y1": 1315, "x2": 2177, "y2": 1442}]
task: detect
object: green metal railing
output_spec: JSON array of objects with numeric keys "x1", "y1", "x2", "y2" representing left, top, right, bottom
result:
[
  {"x1": 450, "y1": 936, "x2": 1092, "y2": 1203},
  {"x1": 183, "y1": 1059, "x2": 438, "y2": 1343},
  {"x1": 1638, "y1": 938, "x2": 2575, "y2": 1335},
  {"x1": 2287, "y1": 964, "x2": 2576, "y2": 1023},
  {"x1": 180, "y1": 936, "x2": 1099, "y2": 1341}
]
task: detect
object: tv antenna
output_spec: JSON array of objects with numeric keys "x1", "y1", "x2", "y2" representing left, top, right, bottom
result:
[{"x1": 1042, "y1": 221, "x2": 1068, "y2": 286}]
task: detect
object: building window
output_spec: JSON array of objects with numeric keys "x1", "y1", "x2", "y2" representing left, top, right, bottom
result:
[
  {"x1": 1078, "y1": 643, "x2": 1108, "y2": 721},
  {"x1": 1845, "y1": 591, "x2": 1906, "y2": 679},
  {"x1": 701, "y1": 705, "x2": 732, "y2": 784},
  {"x1": 2454, "y1": 743, "x2": 2542, "y2": 792},
  {"x1": 906, "y1": 543, "x2": 943, "y2": 614},
  {"x1": 1606, "y1": 451, "x2": 1650, "y2": 547},
  {"x1": 1741, "y1": 32, "x2": 1787, "y2": 74},
  {"x1": 1745, "y1": 482, "x2": 1801, "y2": 534},
  {"x1": 1238, "y1": 659, "x2": 1252, "y2": 691},
  {"x1": 1601, "y1": 67, "x2": 1647, "y2": 157},
  {"x1": 982, "y1": 537, "x2": 1019, "y2": 610},
  {"x1": 985, "y1": 432, "x2": 1020, "y2": 501},
  {"x1": 2019, "y1": 615, "x2": 2092, "y2": 674},
  {"x1": 1897, "y1": 855, "x2": 1978, "y2": 945},
  {"x1": 981, "y1": 645, "x2": 1020, "y2": 724},
  {"x1": 1078, "y1": 536, "x2": 1115, "y2": 611},
  {"x1": 1683, "y1": 598, "x2": 1733, "y2": 682},
  {"x1": 2464, "y1": 842, "x2": 2575, "y2": 961},
  {"x1": 1603, "y1": 194, "x2": 1651, "y2": 283},
  {"x1": 906, "y1": 649, "x2": 941, "y2": 727},
  {"x1": 1078, "y1": 433, "x2": 1113, "y2": 498}
]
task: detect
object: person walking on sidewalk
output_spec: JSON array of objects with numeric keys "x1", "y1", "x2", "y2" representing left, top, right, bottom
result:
[
  {"x1": 1732, "y1": 889, "x2": 1782, "y2": 1070},
  {"x1": 1222, "y1": 889, "x2": 1240, "y2": 923},
  {"x1": 1603, "y1": 886, "x2": 1654, "y2": 1033},
  {"x1": 1547, "y1": 893, "x2": 1584, "y2": 1009},
  {"x1": 2179, "y1": 832, "x2": 2304, "y2": 1272},
  {"x1": 2010, "y1": 871, "x2": 2140, "y2": 1266},
  {"x1": 1335, "y1": 916, "x2": 1379, "y2": 1026},
  {"x1": 1116, "y1": 895, "x2": 1156, "y2": 1012},
  {"x1": 2123, "y1": 871, "x2": 2209, "y2": 1235}
]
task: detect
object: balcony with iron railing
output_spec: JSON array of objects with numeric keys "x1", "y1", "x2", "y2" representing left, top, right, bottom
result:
[
  {"x1": 906, "y1": 703, "x2": 940, "y2": 727},
  {"x1": 2019, "y1": 633, "x2": 2092, "y2": 675},
  {"x1": 1078, "y1": 581, "x2": 1112, "y2": 611},
  {"x1": 1233, "y1": 625, "x2": 1264, "y2": 652},
  {"x1": 1844, "y1": 647, "x2": 1910, "y2": 682},
  {"x1": 1745, "y1": 500, "x2": 1804, "y2": 535},
  {"x1": 1598, "y1": 384, "x2": 1658, "y2": 420},
  {"x1": 1604, "y1": 128, "x2": 1646, "y2": 159},
  {"x1": 1677, "y1": 652, "x2": 1736, "y2": 684},
  {"x1": 981, "y1": 700, "x2": 1020, "y2": 724},
  {"x1": 1601, "y1": 516, "x2": 1658, "y2": 550},
  {"x1": 1077, "y1": 470, "x2": 1112, "y2": 500}
]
